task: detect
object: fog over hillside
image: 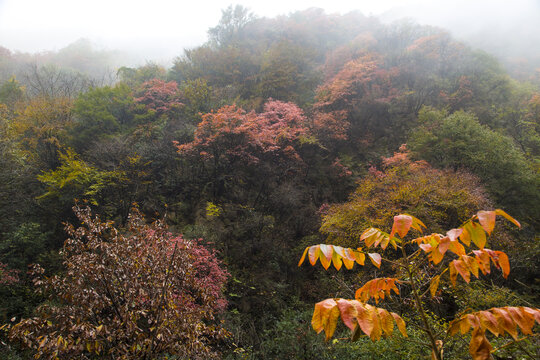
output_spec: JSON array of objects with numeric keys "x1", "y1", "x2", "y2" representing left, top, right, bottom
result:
[{"x1": 1, "y1": 0, "x2": 539, "y2": 74}]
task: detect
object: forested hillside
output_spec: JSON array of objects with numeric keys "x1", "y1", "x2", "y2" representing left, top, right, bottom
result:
[{"x1": 0, "y1": 6, "x2": 539, "y2": 359}]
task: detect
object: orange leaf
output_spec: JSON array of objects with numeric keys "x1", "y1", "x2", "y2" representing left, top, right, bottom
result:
[
  {"x1": 390, "y1": 215, "x2": 413, "y2": 238},
  {"x1": 506, "y1": 307, "x2": 534, "y2": 335},
  {"x1": 462, "y1": 255, "x2": 479, "y2": 279},
  {"x1": 473, "y1": 250, "x2": 491, "y2": 275},
  {"x1": 459, "y1": 225, "x2": 471, "y2": 246},
  {"x1": 308, "y1": 245, "x2": 320, "y2": 266},
  {"x1": 391, "y1": 312, "x2": 407, "y2": 337},
  {"x1": 430, "y1": 245, "x2": 444, "y2": 264},
  {"x1": 449, "y1": 240, "x2": 466, "y2": 256},
  {"x1": 355, "y1": 302, "x2": 374, "y2": 337},
  {"x1": 337, "y1": 299, "x2": 358, "y2": 331},
  {"x1": 367, "y1": 305, "x2": 382, "y2": 341},
  {"x1": 453, "y1": 259, "x2": 471, "y2": 283},
  {"x1": 494, "y1": 209, "x2": 520, "y2": 228},
  {"x1": 478, "y1": 311, "x2": 500, "y2": 336},
  {"x1": 449, "y1": 261, "x2": 458, "y2": 287},
  {"x1": 438, "y1": 236, "x2": 451, "y2": 255},
  {"x1": 312, "y1": 299, "x2": 340, "y2": 340},
  {"x1": 418, "y1": 243, "x2": 432, "y2": 252},
  {"x1": 298, "y1": 247, "x2": 309, "y2": 267},
  {"x1": 430, "y1": 275, "x2": 441, "y2": 298},
  {"x1": 469, "y1": 328, "x2": 492, "y2": 360},
  {"x1": 477, "y1": 211, "x2": 496, "y2": 235},
  {"x1": 523, "y1": 307, "x2": 540, "y2": 324},
  {"x1": 495, "y1": 251, "x2": 510, "y2": 279},
  {"x1": 492, "y1": 308, "x2": 518, "y2": 340},
  {"x1": 378, "y1": 308, "x2": 394, "y2": 337}
]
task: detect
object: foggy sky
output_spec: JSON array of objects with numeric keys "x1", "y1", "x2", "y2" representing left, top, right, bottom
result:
[{"x1": 1, "y1": 0, "x2": 539, "y2": 65}]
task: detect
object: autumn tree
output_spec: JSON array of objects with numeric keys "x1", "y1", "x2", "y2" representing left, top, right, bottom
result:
[
  {"x1": 319, "y1": 146, "x2": 491, "y2": 249},
  {"x1": 9, "y1": 205, "x2": 228, "y2": 359},
  {"x1": 134, "y1": 79, "x2": 183, "y2": 117},
  {"x1": 314, "y1": 54, "x2": 402, "y2": 154}
]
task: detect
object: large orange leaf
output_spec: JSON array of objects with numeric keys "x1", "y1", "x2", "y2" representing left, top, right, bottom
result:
[
  {"x1": 390, "y1": 214, "x2": 413, "y2": 239},
  {"x1": 478, "y1": 310, "x2": 499, "y2": 336},
  {"x1": 477, "y1": 211, "x2": 496, "y2": 235},
  {"x1": 506, "y1": 307, "x2": 535, "y2": 335},
  {"x1": 469, "y1": 328, "x2": 492, "y2": 360},
  {"x1": 355, "y1": 302, "x2": 375, "y2": 337},
  {"x1": 378, "y1": 308, "x2": 394, "y2": 337},
  {"x1": 311, "y1": 299, "x2": 340, "y2": 340},
  {"x1": 337, "y1": 299, "x2": 358, "y2": 331},
  {"x1": 391, "y1": 312, "x2": 407, "y2": 337}
]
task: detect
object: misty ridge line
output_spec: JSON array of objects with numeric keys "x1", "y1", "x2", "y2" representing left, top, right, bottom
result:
[{"x1": 1, "y1": 4, "x2": 539, "y2": 90}]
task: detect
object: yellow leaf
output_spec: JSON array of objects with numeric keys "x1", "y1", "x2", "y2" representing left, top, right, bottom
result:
[
  {"x1": 354, "y1": 251, "x2": 365, "y2": 266},
  {"x1": 391, "y1": 312, "x2": 407, "y2": 337},
  {"x1": 449, "y1": 261, "x2": 458, "y2": 287},
  {"x1": 331, "y1": 250, "x2": 343, "y2": 271},
  {"x1": 312, "y1": 299, "x2": 337, "y2": 334},
  {"x1": 469, "y1": 222, "x2": 487, "y2": 249},
  {"x1": 308, "y1": 245, "x2": 320, "y2": 266},
  {"x1": 494, "y1": 209, "x2": 520, "y2": 228},
  {"x1": 298, "y1": 247, "x2": 309, "y2": 267},
  {"x1": 378, "y1": 308, "x2": 393, "y2": 337},
  {"x1": 430, "y1": 275, "x2": 441, "y2": 298}
]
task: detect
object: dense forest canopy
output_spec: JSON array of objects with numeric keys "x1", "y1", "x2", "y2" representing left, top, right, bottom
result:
[{"x1": 0, "y1": 4, "x2": 539, "y2": 359}]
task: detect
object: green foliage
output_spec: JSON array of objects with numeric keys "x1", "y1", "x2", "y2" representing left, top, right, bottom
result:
[
  {"x1": 117, "y1": 62, "x2": 167, "y2": 88},
  {"x1": 409, "y1": 107, "x2": 540, "y2": 226},
  {"x1": 257, "y1": 308, "x2": 449, "y2": 360},
  {"x1": 0, "y1": 223, "x2": 47, "y2": 271},
  {"x1": 69, "y1": 84, "x2": 138, "y2": 151}
]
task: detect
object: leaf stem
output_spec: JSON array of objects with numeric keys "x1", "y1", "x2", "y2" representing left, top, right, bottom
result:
[{"x1": 400, "y1": 245, "x2": 442, "y2": 360}]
